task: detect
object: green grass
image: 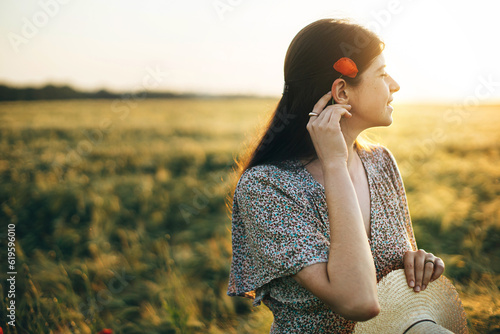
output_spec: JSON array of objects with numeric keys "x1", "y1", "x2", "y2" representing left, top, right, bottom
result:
[{"x1": 0, "y1": 99, "x2": 499, "y2": 333}]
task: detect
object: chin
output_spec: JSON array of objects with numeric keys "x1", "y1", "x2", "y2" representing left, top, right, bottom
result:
[
  {"x1": 375, "y1": 116, "x2": 393, "y2": 127},
  {"x1": 382, "y1": 106, "x2": 394, "y2": 126}
]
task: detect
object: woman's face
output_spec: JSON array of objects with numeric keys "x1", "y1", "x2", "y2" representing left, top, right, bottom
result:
[{"x1": 347, "y1": 53, "x2": 400, "y2": 128}]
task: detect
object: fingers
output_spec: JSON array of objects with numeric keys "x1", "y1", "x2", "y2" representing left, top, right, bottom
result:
[
  {"x1": 413, "y1": 249, "x2": 426, "y2": 292},
  {"x1": 333, "y1": 107, "x2": 353, "y2": 120},
  {"x1": 404, "y1": 250, "x2": 445, "y2": 293},
  {"x1": 310, "y1": 92, "x2": 352, "y2": 119},
  {"x1": 312, "y1": 91, "x2": 333, "y2": 115},
  {"x1": 421, "y1": 253, "x2": 436, "y2": 291},
  {"x1": 309, "y1": 104, "x2": 352, "y2": 126},
  {"x1": 430, "y1": 257, "x2": 445, "y2": 282},
  {"x1": 403, "y1": 250, "x2": 415, "y2": 289},
  {"x1": 307, "y1": 92, "x2": 353, "y2": 163}
]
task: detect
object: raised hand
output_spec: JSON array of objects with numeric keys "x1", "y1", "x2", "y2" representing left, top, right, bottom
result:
[{"x1": 306, "y1": 91, "x2": 352, "y2": 166}]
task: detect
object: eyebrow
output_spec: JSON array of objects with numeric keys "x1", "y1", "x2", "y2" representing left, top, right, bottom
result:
[{"x1": 377, "y1": 65, "x2": 386, "y2": 72}]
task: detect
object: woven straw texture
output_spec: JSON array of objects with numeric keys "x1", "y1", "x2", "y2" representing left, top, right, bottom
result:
[{"x1": 354, "y1": 269, "x2": 468, "y2": 334}]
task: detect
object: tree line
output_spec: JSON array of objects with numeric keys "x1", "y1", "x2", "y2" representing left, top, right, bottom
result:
[{"x1": 0, "y1": 84, "x2": 265, "y2": 101}]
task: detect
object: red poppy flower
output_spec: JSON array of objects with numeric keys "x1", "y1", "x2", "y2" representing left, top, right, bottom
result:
[
  {"x1": 333, "y1": 57, "x2": 358, "y2": 78},
  {"x1": 98, "y1": 329, "x2": 113, "y2": 334}
]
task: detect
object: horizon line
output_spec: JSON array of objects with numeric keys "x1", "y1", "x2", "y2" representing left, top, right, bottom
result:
[{"x1": 0, "y1": 81, "x2": 499, "y2": 105}]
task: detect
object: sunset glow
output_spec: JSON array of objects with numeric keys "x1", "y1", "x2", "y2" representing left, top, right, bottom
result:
[{"x1": 0, "y1": 0, "x2": 499, "y2": 103}]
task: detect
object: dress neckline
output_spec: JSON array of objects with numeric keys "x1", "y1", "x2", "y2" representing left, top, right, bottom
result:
[{"x1": 292, "y1": 147, "x2": 375, "y2": 243}]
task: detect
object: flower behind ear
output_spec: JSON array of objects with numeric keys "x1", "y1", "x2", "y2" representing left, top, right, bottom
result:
[{"x1": 333, "y1": 57, "x2": 358, "y2": 78}]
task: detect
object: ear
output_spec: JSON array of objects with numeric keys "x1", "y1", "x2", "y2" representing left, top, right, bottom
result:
[{"x1": 331, "y1": 78, "x2": 349, "y2": 104}]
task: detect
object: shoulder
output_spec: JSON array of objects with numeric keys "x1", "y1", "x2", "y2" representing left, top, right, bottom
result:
[
  {"x1": 238, "y1": 160, "x2": 299, "y2": 186},
  {"x1": 360, "y1": 144, "x2": 406, "y2": 190},
  {"x1": 235, "y1": 161, "x2": 304, "y2": 201},
  {"x1": 359, "y1": 143, "x2": 398, "y2": 167}
]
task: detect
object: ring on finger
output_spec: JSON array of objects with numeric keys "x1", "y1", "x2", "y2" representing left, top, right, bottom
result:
[
  {"x1": 308, "y1": 112, "x2": 319, "y2": 117},
  {"x1": 424, "y1": 259, "x2": 435, "y2": 265}
]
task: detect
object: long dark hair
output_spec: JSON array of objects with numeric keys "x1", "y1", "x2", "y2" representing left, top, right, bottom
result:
[{"x1": 232, "y1": 18, "x2": 385, "y2": 184}]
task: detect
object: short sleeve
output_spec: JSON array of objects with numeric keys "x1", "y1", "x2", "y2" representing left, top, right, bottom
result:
[
  {"x1": 227, "y1": 165, "x2": 329, "y2": 300},
  {"x1": 379, "y1": 146, "x2": 418, "y2": 251}
]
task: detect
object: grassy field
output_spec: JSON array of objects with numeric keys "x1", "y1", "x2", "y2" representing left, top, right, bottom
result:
[{"x1": 0, "y1": 98, "x2": 499, "y2": 333}]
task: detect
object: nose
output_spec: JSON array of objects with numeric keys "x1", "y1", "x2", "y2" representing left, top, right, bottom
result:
[{"x1": 390, "y1": 75, "x2": 400, "y2": 93}]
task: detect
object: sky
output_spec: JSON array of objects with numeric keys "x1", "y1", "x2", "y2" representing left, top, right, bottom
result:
[{"x1": 1, "y1": 0, "x2": 500, "y2": 103}]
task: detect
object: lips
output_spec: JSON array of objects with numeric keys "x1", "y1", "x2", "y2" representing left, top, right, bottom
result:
[{"x1": 387, "y1": 98, "x2": 393, "y2": 106}]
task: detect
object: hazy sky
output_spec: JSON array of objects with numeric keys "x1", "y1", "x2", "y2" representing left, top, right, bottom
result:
[{"x1": 1, "y1": 0, "x2": 500, "y2": 103}]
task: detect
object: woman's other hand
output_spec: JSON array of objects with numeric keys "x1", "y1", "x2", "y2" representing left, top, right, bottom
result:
[
  {"x1": 306, "y1": 92, "x2": 352, "y2": 165},
  {"x1": 403, "y1": 249, "x2": 445, "y2": 292}
]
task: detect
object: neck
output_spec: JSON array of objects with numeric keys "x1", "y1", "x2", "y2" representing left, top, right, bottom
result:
[{"x1": 344, "y1": 136, "x2": 356, "y2": 169}]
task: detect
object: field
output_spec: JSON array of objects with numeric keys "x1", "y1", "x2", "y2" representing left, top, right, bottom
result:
[{"x1": 0, "y1": 98, "x2": 499, "y2": 333}]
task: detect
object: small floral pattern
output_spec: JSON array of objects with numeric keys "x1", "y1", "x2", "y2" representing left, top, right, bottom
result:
[{"x1": 227, "y1": 144, "x2": 418, "y2": 333}]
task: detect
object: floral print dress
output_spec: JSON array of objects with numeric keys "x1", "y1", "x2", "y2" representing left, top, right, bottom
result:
[{"x1": 227, "y1": 144, "x2": 418, "y2": 333}]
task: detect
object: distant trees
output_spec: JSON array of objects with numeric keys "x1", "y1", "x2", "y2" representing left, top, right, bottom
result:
[
  {"x1": 0, "y1": 84, "x2": 248, "y2": 101},
  {"x1": 0, "y1": 84, "x2": 90, "y2": 101},
  {"x1": 0, "y1": 84, "x2": 185, "y2": 101}
]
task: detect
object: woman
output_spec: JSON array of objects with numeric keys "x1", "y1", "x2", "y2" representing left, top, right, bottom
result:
[{"x1": 227, "y1": 18, "x2": 445, "y2": 333}]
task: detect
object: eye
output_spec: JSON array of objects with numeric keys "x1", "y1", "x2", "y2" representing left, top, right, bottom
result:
[{"x1": 381, "y1": 72, "x2": 389, "y2": 77}]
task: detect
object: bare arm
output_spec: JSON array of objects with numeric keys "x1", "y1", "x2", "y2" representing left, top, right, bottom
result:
[{"x1": 292, "y1": 92, "x2": 379, "y2": 321}]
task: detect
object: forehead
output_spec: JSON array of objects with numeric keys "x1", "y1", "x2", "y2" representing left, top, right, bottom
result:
[{"x1": 367, "y1": 53, "x2": 386, "y2": 71}]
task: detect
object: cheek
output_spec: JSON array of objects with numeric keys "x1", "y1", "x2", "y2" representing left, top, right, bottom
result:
[
  {"x1": 355, "y1": 84, "x2": 379, "y2": 100},
  {"x1": 369, "y1": 84, "x2": 389, "y2": 107},
  {"x1": 349, "y1": 83, "x2": 386, "y2": 111},
  {"x1": 357, "y1": 88, "x2": 382, "y2": 108}
]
